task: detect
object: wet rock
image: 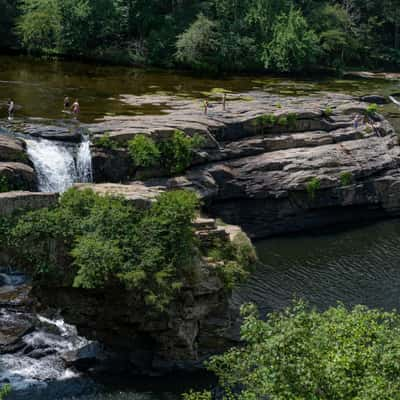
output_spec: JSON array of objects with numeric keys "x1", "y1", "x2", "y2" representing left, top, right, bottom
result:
[
  {"x1": 0, "y1": 136, "x2": 30, "y2": 164},
  {"x1": 16, "y1": 122, "x2": 82, "y2": 142},
  {"x1": 0, "y1": 162, "x2": 37, "y2": 191},
  {"x1": 0, "y1": 311, "x2": 36, "y2": 351},
  {"x1": 62, "y1": 342, "x2": 104, "y2": 371},
  {"x1": 360, "y1": 95, "x2": 389, "y2": 104}
]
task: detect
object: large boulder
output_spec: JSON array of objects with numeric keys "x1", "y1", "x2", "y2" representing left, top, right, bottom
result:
[{"x1": 0, "y1": 162, "x2": 37, "y2": 191}]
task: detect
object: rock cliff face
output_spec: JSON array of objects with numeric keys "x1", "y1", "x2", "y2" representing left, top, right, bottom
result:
[
  {"x1": 89, "y1": 92, "x2": 400, "y2": 238},
  {"x1": 1, "y1": 191, "x2": 250, "y2": 373},
  {"x1": 0, "y1": 136, "x2": 37, "y2": 191}
]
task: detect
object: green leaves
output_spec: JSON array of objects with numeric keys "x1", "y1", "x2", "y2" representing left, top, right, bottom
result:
[
  {"x1": 188, "y1": 301, "x2": 400, "y2": 400},
  {"x1": 128, "y1": 131, "x2": 204, "y2": 176},
  {"x1": 5, "y1": 188, "x2": 199, "y2": 311},
  {"x1": 263, "y1": 6, "x2": 319, "y2": 72}
]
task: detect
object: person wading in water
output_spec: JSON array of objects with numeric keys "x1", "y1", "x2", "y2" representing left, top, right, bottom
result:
[
  {"x1": 7, "y1": 99, "x2": 15, "y2": 120},
  {"x1": 64, "y1": 96, "x2": 70, "y2": 110},
  {"x1": 71, "y1": 99, "x2": 80, "y2": 119}
]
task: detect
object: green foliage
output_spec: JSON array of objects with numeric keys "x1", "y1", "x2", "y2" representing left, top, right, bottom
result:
[
  {"x1": 253, "y1": 113, "x2": 297, "y2": 130},
  {"x1": 0, "y1": 384, "x2": 11, "y2": 400},
  {"x1": 187, "y1": 301, "x2": 400, "y2": 400},
  {"x1": 253, "y1": 114, "x2": 277, "y2": 128},
  {"x1": 176, "y1": 14, "x2": 220, "y2": 72},
  {"x1": 127, "y1": 131, "x2": 203, "y2": 175},
  {"x1": 323, "y1": 106, "x2": 333, "y2": 117},
  {"x1": 306, "y1": 177, "x2": 321, "y2": 199},
  {"x1": 0, "y1": 176, "x2": 10, "y2": 193},
  {"x1": 263, "y1": 7, "x2": 319, "y2": 72},
  {"x1": 366, "y1": 103, "x2": 379, "y2": 116},
  {"x1": 207, "y1": 232, "x2": 256, "y2": 291},
  {"x1": 0, "y1": 0, "x2": 398, "y2": 72},
  {"x1": 94, "y1": 133, "x2": 119, "y2": 150},
  {"x1": 159, "y1": 130, "x2": 204, "y2": 175},
  {"x1": 7, "y1": 188, "x2": 200, "y2": 311},
  {"x1": 340, "y1": 171, "x2": 353, "y2": 186},
  {"x1": 128, "y1": 134, "x2": 160, "y2": 168}
]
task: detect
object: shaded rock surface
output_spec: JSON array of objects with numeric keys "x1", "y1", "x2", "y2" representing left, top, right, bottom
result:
[{"x1": 0, "y1": 191, "x2": 58, "y2": 217}]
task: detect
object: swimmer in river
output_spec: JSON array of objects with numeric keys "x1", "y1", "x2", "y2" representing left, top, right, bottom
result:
[
  {"x1": 7, "y1": 98, "x2": 15, "y2": 120},
  {"x1": 71, "y1": 99, "x2": 80, "y2": 118},
  {"x1": 64, "y1": 96, "x2": 70, "y2": 110}
]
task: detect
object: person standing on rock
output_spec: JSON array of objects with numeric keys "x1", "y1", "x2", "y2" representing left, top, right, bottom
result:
[
  {"x1": 222, "y1": 93, "x2": 227, "y2": 111},
  {"x1": 71, "y1": 99, "x2": 80, "y2": 119},
  {"x1": 353, "y1": 114, "x2": 361, "y2": 129},
  {"x1": 203, "y1": 100, "x2": 209, "y2": 115},
  {"x1": 7, "y1": 98, "x2": 15, "y2": 120}
]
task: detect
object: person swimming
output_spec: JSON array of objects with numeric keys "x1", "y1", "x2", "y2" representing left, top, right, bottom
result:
[
  {"x1": 7, "y1": 99, "x2": 15, "y2": 120},
  {"x1": 64, "y1": 96, "x2": 70, "y2": 109},
  {"x1": 71, "y1": 99, "x2": 80, "y2": 118}
]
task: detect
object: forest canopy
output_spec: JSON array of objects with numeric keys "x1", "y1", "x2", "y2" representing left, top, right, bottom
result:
[{"x1": 0, "y1": 0, "x2": 399, "y2": 72}]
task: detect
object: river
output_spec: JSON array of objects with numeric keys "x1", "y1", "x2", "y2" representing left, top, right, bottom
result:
[{"x1": 1, "y1": 55, "x2": 400, "y2": 399}]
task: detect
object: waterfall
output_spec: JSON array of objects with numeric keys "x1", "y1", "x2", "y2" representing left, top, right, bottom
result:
[
  {"x1": 77, "y1": 135, "x2": 93, "y2": 183},
  {"x1": 26, "y1": 137, "x2": 93, "y2": 193}
]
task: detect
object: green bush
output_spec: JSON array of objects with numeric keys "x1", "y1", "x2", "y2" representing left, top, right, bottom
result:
[
  {"x1": 128, "y1": 134, "x2": 160, "y2": 168},
  {"x1": 366, "y1": 103, "x2": 378, "y2": 116},
  {"x1": 158, "y1": 130, "x2": 204, "y2": 175},
  {"x1": 207, "y1": 232, "x2": 256, "y2": 291},
  {"x1": 306, "y1": 177, "x2": 321, "y2": 199},
  {"x1": 340, "y1": 171, "x2": 353, "y2": 186},
  {"x1": 7, "y1": 188, "x2": 200, "y2": 311},
  {"x1": 323, "y1": 106, "x2": 333, "y2": 117},
  {"x1": 253, "y1": 114, "x2": 277, "y2": 128},
  {"x1": 128, "y1": 131, "x2": 203, "y2": 175},
  {"x1": 94, "y1": 133, "x2": 119, "y2": 150},
  {"x1": 187, "y1": 301, "x2": 400, "y2": 400}
]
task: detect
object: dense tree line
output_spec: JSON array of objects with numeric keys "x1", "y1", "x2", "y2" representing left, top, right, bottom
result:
[{"x1": 0, "y1": 0, "x2": 399, "y2": 72}]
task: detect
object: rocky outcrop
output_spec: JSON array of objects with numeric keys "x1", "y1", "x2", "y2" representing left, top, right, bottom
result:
[
  {"x1": 0, "y1": 135, "x2": 38, "y2": 191},
  {"x1": 0, "y1": 191, "x2": 58, "y2": 217},
  {"x1": 0, "y1": 162, "x2": 37, "y2": 191},
  {"x1": 33, "y1": 217, "x2": 249, "y2": 373},
  {"x1": 87, "y1": 91, "x2": 400, "y2": 239}
]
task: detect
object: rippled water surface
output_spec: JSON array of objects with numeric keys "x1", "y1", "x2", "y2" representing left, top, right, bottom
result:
[{"x1": 235, "y1": 220, "x2": 400, "y2": 316}]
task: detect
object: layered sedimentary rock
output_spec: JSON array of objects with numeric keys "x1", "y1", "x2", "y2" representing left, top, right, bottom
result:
[
  {"x1": 89, "y1": 92, "x2": 400, "y2": 238},
  {"x1": 0, "y1": 135, "x2": 38, "y2": 191}
]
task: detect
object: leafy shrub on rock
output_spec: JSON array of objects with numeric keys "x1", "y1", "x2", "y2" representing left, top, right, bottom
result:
[
  {"x1": 7, "y1": 188, "x2": 200, "y2": 311},
  {"x1": 187, "y1": 301, "x2": 400, "y2": 400},
  {"x1": 128, "y1": 134, "x2": 160, "y2": 168},
  {"x1": 128, "y1": 130, "x2": 203, "y2": 175}
]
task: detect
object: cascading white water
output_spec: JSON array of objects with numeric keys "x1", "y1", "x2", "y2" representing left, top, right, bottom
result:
[
  {"x1": 26, "y1": 137, "x2": 93, "y2": 193},
  {"x1": 77, "y1": 135, "x2": 93, "y2": 184}
]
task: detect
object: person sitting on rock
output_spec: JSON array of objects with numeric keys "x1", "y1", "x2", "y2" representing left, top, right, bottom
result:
[{"x1": 7, "y1": 98, "x2": 15, "y2": 120}]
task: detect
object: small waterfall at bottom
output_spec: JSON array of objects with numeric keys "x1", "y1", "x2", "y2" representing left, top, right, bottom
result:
[{"x1": 26, "y1": 137, "x2": 93, "y2": 193}]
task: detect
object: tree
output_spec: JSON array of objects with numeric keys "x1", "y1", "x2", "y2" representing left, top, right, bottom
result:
[
  {"x1": 17, "y1": 0, "x2": 61, "y2": 53},
  {"x1": 186, "y1": 301, "x2": 400, "y2": 400},
  {"x1": 263, "y1": 6, "x2": 319, "y2": 72},
  {"x1": 175, "y1": 13, "x2": 221, "y2": 72}
]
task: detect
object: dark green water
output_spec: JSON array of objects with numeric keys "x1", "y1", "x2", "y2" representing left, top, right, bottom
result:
[
  {"x1": 236, "y1": 220, "x2": 400, "y2": 316},
  {"x1": 1, "y1": 55, "x2": 399, "y2": 124},
  {"x1": 2, "y1": 55, "x2": 400, "y2": 399}
]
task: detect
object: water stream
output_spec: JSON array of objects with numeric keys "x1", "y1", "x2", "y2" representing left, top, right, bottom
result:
[{"x1": 25, "y1": 136, "x2": 93, "y2": 193}]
